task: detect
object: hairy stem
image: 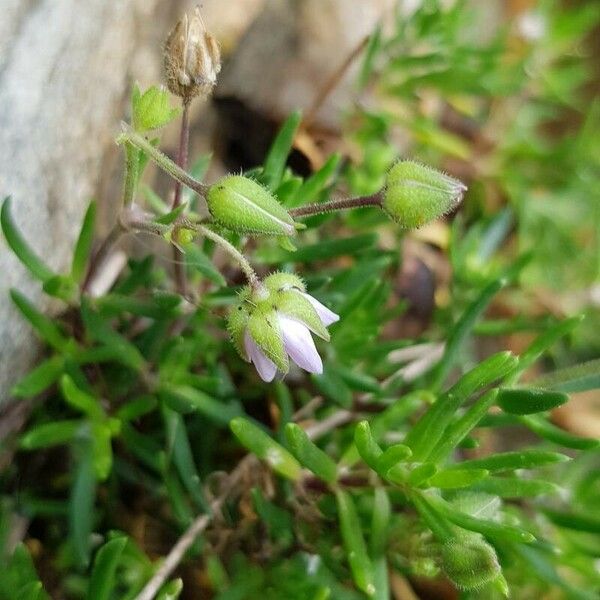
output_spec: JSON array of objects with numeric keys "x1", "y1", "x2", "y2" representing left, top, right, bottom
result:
[
  {"x1": 289, "y1": 192, "x2": 383, "y2": 218},
  {"x1": 172, "y1": 100, "x2": 191, "y2": 295},
  {"x1": 120, "y1": 125, "x2": 209, "y2": 197},
  {"x1": 195, "y1": 224, "x2": 260, "y2": 288},
  {"x1": 122, "y1": 143, "x2": 140, "y2": 207}
]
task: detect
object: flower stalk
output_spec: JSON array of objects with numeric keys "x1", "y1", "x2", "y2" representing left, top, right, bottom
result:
[{"x1": 118, "y1": 125, "x2": 209, "y2": 198}]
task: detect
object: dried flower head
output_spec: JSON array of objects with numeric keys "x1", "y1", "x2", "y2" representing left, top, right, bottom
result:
[{"x1": 164, "y1": 6, "x2": 221, "y2": 102}]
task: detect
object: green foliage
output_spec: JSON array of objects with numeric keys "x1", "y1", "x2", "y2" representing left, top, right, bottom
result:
[{"x1": 2, "y1": 1, "x2": 599, "y2": 599}]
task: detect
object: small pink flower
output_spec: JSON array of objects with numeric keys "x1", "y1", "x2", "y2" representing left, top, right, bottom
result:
[{"x1": 228, "y1": 274, "x2": 339, "y2": 383}]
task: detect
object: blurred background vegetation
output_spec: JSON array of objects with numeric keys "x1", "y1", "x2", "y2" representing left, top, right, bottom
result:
[{"x1": 1, "y1": 0, "x2": 599, "y2": 598}]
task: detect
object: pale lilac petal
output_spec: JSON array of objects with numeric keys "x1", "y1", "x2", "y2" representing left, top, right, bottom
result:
[
  {"x1": 244, "y1": 330, "x2": 277, "y2": 382},
  {"x1": 301, "y1": 292, "x2": 340, "y2": 326},
  {"x1": 278, "y1": 315, "x2": 323, "y2": 374}
]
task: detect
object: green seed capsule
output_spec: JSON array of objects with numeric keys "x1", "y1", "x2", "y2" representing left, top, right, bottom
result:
[
  {"x1": 383, "y1": 160, "x2": 466, "y2": 228},
  {"x1": 206, "y1": 175, "x2": 296, "y2": 236},
  {"x1": 441, "y1": 535, "x2": 501, "y2": 591}
]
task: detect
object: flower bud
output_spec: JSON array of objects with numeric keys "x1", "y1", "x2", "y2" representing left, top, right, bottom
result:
[
  {"x1": 206, "y1": 175, "x2": 297, "y2": 236},
  {"x1": 164, "y1": 6, "x2": 221, "y2": 102},
  {"x1": 382, "y1": 160, "x2": 467, "y2": 228},
  {"x1": 441, "y1": 535, "x2": 501, "y2": 591}
]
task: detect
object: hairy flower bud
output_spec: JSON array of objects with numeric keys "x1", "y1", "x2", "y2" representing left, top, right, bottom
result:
[
  {"x1": 383, "y1": 160, "x2": 467, "y2": 228},
  {"x1": 206, "y1": 175, "x2": 297, "y2": 236},
  {"x1": 441, "y1": 535, "x2": 501, "y2": 591},
  {"x1": 227, "y1": 273, "x2": 339, "y2": 382},
  {"x1": 164, "y1": 6, "x2": 221, "y2": 102}
]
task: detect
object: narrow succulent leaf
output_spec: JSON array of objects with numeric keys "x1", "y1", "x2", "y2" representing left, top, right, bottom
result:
[
  {"x1": 510, "y1": 316, "x2": 583, "y2": 381},
  {"x1": 498, "y1": 388, "x2": 568, "y2": 415},
  {"x1": 262, "y1": 111, "x2": 302, "y2": 190},
  {"x1": 336, "y1": 490, "x2": 376, "y2": 597},
  {"x1": 427, "y1": 389, "x2": 499, "y2": 463},
  {"x1": 91, "y1": 422, "x2": 114, "y2": 481},
  {"x1": 411, "y1": 493, "x2": 456, "y2": 542},
  {"x1": 519, "y1": 415, "x2": 599, "y2": 449},
  {"x1": 60, "y1": 375, "x2": 105, "y2": 420},
  {"x1": 156, "y1": 579, "x2": 184, "y2": 600},
  {"x1": 532, "y1": 358, "x2": 600, "y2": 393},
  {"x1": 11, "y1": 356, "x2": 64, "y2": 398},
  {"x1": 427, "y1": 468, "x2": 489, "y2": 489},
  {"x1": 87, "y1": 536, "x2": 127, "y2": 600},
  {"x1": 163, "y1": 408, "x2": 208, "y2": 511},
  {"x1": 285, "y1": 423, "x2": 337, "y2": 484},
  {"x1": 370, "y1": 487, "x2": 391, "y2": 556},
  {"x1": 406, "y1": 352, "x2": 515, "y2": 461},
  {"x1": 20, "y1": 420, "x2": 82, "y2": 450},
  {"x1": 81, "y1": 299, "x2": 145, "y2": 371},
  {"x1": 407, "y1": 463, "x2": 438, "y2": 486},
  {"x1": 374, "y1": 444, "x2": 412, "y2": 476},
  {"x1": 160, "y1": 384, "x2": 241, "y2": 425},
  {"x1": 472, "y1": 477, "x2": 562, "y2": 498},
  {"x1": 230, "y1": 418, "x2": 301, "y2": 481},
  {"x1": 115, "y1": 395, "x2": 158, "y2": 421},
  {"x1": 69, "y1": 439, "x2": 96, "y2": 567},
  {"x1": 71, "y1": 201, "x2": 97, "y2": 283},
  {"x1": 354, "y1": 421, "x2": 383, "y2": 470},
  {"x1": 459, "y1": 450, "x2": 570, "y2": 472},
  {"x1": 1, "y1": 197, "x2": 54, "y2": 282},
  {"x1": 430, "y1": 496, "x2": 535, "y2": 544},
  {"x1": 11, "y1": 290, "x2": 70, "y2": 352},
  {"x1": 542, "y1": 509, "x2": 600, "y2": 533},
  {"x1": 429, "y1": 278, "x2": 506, "y2": 390}
]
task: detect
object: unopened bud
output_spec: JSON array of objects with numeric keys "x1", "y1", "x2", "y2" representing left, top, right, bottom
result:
[
  {"x1": 383, "y1": 160, "x2": 466, "y2": 228},
  {"x1": 206, "y1": 175, "x2": 297, "y2": 236},
  {"x1": 441, "y1": 535, "x2": 501, "y2": 591},
  {"x1": 164, "y1": 6, "x2": 221, "y2": 102}
]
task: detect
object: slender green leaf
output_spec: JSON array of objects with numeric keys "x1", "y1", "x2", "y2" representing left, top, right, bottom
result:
[
  {"x1": 69, "y1": 440, "x2": 96, "y2": 567},
  {"x1": 60, "y1": 375, "x2": 105, "y2": 420},
  {"x1": 370, "y1": 487, "x2": 391, "y2": 557},
  {"x1": 427, "y1": 389, "x2": 499, "y2": 463},
  {"x1": 354, "y1": 421, "x2": 383, "y2": 470},
  {"x1": 160, "y1": 384, "x2": 241, "y2": 425},
  {"x1": 262, "y1": 111, "x2": 302, "y2": 190},
  {"x1": 163, "y1": 407, "x2": 208, "y2": 511},
  {"x1": 20, "y1": 420, "x2": 81, "y2": 450},
  {"x1": 497, "y1": 388, "x2": 568, "y2": 415},
  {"x1": 459, "y1": 450, "x2": 570, "y2": 472},
  {"x1": 374, "y1": 444, "x2": 412, "y2": 475},
  {"x1": 285, "y1": 423, "x2": 337, "y2": 484},
  {"x1": 532, "y1": 358, "x2": 600, "y2": 393},
  {"x1": 427, "y1": 468, "x2": 489, "y2": 489},
  {"x1": 542, "y1": 509, "x2": 600, "y2": 533},
  {"x1": 71, "y1": 201, "x2": 97, "y2": 282},
  {"x1": 429, "y1": 278, "x2": 506, "y2": 389},
  {"x1": 156, "y1": 579, "x2": 184, "y2": 600},
  {"x1": 230, "y1": 418, "x2": 301, "y2": 481},
  {"x1": 11, "y1": 290, "x2": 70, "y2": 352},
  {"x1": 1, "y1": 197, "x2": 54, "y2": 282},
  {"x1": 81, "y1": 299, "x2": 145, "y2": 371},
  {"x1": 519, "y1": 415, "x2": 599, "y2": 449},
  {"x1": 336, "y1": 490, "x2": 376, "y2": 597},
  {"x1": 473, "y1": 477, "x2": 561, "y2": 498},
  {"x1": 430, "y1": 496, "x2": 535, "y2": 544},
  {"x1": 87, "y1": 536, "x2": 127, "y2": 600},
  {"x1": 11, "y1": 355, "x2": 64, "y2": 398}
]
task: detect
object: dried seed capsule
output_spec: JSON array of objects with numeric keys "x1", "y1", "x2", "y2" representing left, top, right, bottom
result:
[{"x1": 164, "y1": 6, "x2": 221, "y2": 102}]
